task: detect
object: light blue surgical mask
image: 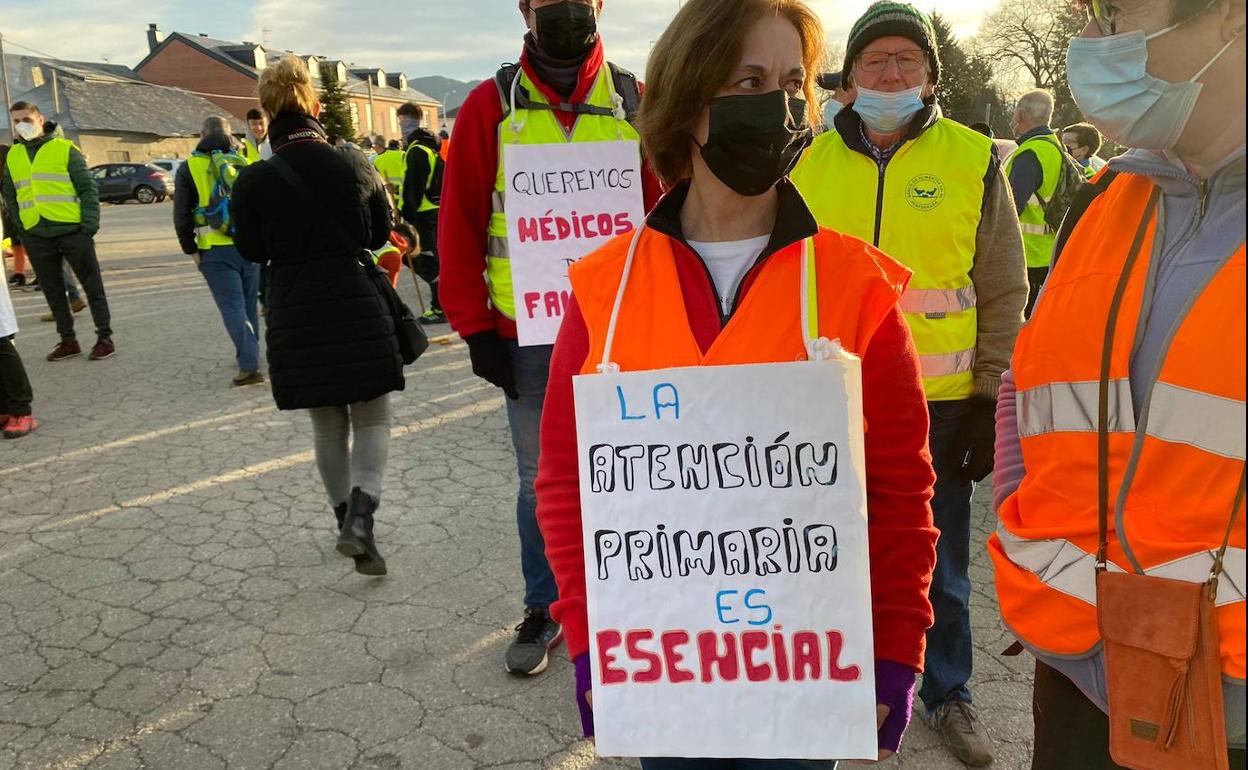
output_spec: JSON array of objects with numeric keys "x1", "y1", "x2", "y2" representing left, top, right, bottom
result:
[
  {"x1": 823, "y1": 99, "x2": 843, "y2": 128},
  {"x1": 852, "y1": 84, "x2": 925, "y2": 134},
  {"x1": 1067, "y1": 22, "x2": 1240, "y2": 150}
]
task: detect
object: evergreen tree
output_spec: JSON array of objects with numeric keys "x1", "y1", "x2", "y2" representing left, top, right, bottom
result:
[
  {"x1": 932, "y1": 13, "x2": 1006, "y2": 129},
  {"x1": 318, "y1": 63, "x2": 354, "y2": 142}
]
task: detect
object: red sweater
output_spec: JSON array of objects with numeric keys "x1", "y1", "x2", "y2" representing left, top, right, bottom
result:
[
  {"x1": 438, "y1": 40, "x2": 663, "y2": 340},
  {"x1": 535, "y1": 182, "x2": 940, "y2": 672}
]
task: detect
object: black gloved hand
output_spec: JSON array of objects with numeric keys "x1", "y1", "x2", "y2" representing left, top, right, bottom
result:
[
  {"x1": 466, "y1": 331, "x2": 519, "y2": 400},
  {"x1": 951, "y1": 396, "x2": 998, "y2": 485}
]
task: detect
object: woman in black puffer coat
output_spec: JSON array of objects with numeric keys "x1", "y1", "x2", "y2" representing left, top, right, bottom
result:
[{"x1": 233, "y1": 55, "x2": 401, "y2": 577}]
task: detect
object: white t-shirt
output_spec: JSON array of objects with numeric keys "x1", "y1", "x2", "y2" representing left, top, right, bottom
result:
[{"x1": 687, "y1": 234, "x2": 771, "y2": 315}]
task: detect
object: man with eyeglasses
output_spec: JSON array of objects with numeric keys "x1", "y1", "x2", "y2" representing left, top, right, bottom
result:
[
  {"x1": 1006, "y1": 89, "x2": 1065, "y2": 316},
  {"x1": 991, "y1": 0, "x2": 1245, "y2": 767},
  {"x1": 793, "y1": 2, "x2": 1026, "y2": 765},
  {"x1": 439, "y1": 0, "x2": 661, "y2": 680}
]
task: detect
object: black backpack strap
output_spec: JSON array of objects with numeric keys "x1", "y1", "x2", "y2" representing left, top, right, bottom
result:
[
  {"x1": 608, "y1": 62, "x2": 641, "y2": 125},
  {"x1": 1052, "y1": 169, "x2": 1119, "y2": 268},
  {"x1": 494, "y1": 61, "x2": 637, "y2": 121}
]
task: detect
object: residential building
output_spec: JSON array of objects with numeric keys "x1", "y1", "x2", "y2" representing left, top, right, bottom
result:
[
  {"x1": 135, "y1": 26, "x2": 440, "y2": 142},
  {"x1": 0, "y1": 55, "x2": 243, "y2": 164}
]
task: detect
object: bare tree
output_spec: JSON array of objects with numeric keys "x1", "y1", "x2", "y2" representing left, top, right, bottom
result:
[{"x1": 973, "y1": 0, "x2": 1085, "y2": 125}]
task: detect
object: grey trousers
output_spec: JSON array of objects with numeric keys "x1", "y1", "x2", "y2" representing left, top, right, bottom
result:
[{"x1": 308, "y1": 394, "x2": 391, "y2": 506}]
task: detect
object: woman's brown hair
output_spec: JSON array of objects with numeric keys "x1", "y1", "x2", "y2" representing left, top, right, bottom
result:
[
  {"x1": 638, "y1": 0, "x2": 826, "y2": 187},
  {"x1": 258, "y1": 55, "x2": 319, "y2": 120}
]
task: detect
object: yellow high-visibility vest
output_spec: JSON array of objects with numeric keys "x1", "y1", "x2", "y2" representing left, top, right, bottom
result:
[
  {"x1": 792, "y1": 117, "x2": 994, "y2": 401},
  {"x1": 187, "y1": 155, "x2": 236, "y2": 250},
  {"x1": 486, "y1": 66, "x2": 639, "y2": 319},
  {"x1": 1004, "y1": 133, "x2": 1062, "y2": 269},
  {"x1": 5, "y1": 138, "x2": 82, "y2": 230},
  {"x1": 405, "y1": 143, "x2": 440, "y2": 213}
]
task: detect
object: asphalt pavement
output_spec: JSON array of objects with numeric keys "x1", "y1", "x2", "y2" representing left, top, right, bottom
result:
[{"x1": 0, "y1": 201, "x2": 1036, "y2": 769}]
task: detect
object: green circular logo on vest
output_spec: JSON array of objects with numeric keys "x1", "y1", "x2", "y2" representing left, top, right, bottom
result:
[{"x1": 906, "y1": 174, "x2": 945, "y2": 211}]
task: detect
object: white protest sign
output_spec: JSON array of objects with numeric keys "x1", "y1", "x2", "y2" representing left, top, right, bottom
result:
[
  {"x1": 503, "y1": 140, "x2": 644, "y2": 347},
  {"x1": 573, "y1": 359, "x2": 878, "y2": 759}
]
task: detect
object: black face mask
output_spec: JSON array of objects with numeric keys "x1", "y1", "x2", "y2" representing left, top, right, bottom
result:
[
  {"x1": 533, "y1": 2, "x2": 599, "y2": 61},
  {"x1": 697, "y1": 90, "x2": 813, "y2": 197}
]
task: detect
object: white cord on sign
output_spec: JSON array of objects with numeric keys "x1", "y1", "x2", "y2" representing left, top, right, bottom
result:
[{"x1": 597, "y1": 226, "x2": 645, "y2": 373}]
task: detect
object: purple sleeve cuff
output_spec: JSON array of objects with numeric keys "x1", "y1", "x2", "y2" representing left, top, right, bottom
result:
[
  {"x1": 992, "y1": 369, "x2": 1025, "y2": 513},
  {"x1": 875, "y1": 659, "x2": 917, "y2": 753},
  {"x1": 574, "y1": 652, "x2": 594, "y2": 738}
]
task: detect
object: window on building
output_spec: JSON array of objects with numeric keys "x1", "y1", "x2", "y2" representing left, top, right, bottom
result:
[
  {"x1": 349, "y1": 103, "x2": 360, "y2": 135},
  {"x1": 30, "y1": 66, "x2": 44, "y2": 87},
  {"x1": 389, "y1": 107, "x2": 398, "y2": 135},
  {"x1": 106, "y1": 151, "x2": 131, "y2": 163}
]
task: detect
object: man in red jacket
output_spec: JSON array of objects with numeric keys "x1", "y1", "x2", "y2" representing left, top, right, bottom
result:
[{"x1": 439, "y1": 0, "x2": 661, "y2": 676}]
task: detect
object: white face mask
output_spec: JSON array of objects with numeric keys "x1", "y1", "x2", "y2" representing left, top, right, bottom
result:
[
  {"x1": 14, "y1": 120, "x2": 40, "y2": 141},
  {"x1": 852, "y1": 84, "x2": 925, "y2": 134},
  {"x1": 1066, "y1": 21, "x2": 1240, "y2": 150}
]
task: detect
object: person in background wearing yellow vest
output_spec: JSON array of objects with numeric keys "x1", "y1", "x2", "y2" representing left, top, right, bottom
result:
[
  {"x1": 440, "y1": 0, "x2": 662, "y2": 677},
  {"x1": 791, "y1": 3, "x2": 1027, "y2": 765},
  {"x1": 1005, "y1": 89, "x2": 1064, "y2": 317},
  {"x1": 394, "y1": 102, "x2": 447, "y2": 324},
  {"x1": 992, "y1": 1, "x2": 1245, "y2": 767},
  {"x1": 372, "y1": 140, "x2": 405, "y2": 205},
  {"x1": 173, "y1": 116, "x2": 262, "y2": 387},
  {"x1": 1061, "y1": 121, "x2": 1106, "y2": 178},
  {"x1": 242, "y1": 108, "x2": 270, "y2": 163},
  {"x1": 0, "y1": 212, "x2": 38, "y2": 438},
  {"x1": 2, "y1": 101, "x2": 114, "y2": 363}
]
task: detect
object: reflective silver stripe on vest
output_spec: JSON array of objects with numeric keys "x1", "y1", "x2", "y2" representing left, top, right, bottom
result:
[
  {"x1": 14, "y1": 178, "x2": 31, "y2": 189},
  {"x1": 31, "y1": 172, "x2": 71, "y2": 182},
  {"x1": 1017, "y1": 379, "x2": 1135, "y2": 438},
  {"x1": 996, "y1": 522, "x2": 1247, "y2": 607},
  {"x1": 33, "y1": 194, "x2": 81, "y2": 204},
  {"x1": 487, "y1": 235, "x2": 509, "y2": 260},
  {"x1": 920, "y1": 347, "x2": 975, "y2": 378},
  {"x1": 1147, "y1": 382, "x2": 1246, "y2": 460},
  {"x1": 899, "y1": 286, "x2": 977, "y2": 315},
  {"x1": 492, "y1": 190, "x2": 505, "y2": 215},
  {"x1": 1020, "y1": 222, "x2": 1047, "y2": 235},
  {"x1": 18, "y1": 200, "x2": 34, "y2": 210}
]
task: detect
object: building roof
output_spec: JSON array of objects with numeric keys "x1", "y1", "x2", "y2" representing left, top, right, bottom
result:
[
  {"x1": 0, "y1": 54, "x2": 243, "y2": 136},
  {"x1": 137, "y1": 31, "x2": 439, "y2": 106}
]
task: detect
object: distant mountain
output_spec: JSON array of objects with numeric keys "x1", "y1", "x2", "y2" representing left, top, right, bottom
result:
[{"x1": 408, "y1": 76, "x2": 483, "y2": 111}]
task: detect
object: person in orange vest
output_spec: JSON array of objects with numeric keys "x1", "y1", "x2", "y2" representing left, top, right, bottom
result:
[
  {"x1": 438, "y1": 129, "x2": 450, "y2": 162},
  {"x1": 990, "y1": 1, "x2": 1245, "y2": 767},
  {"x1": 535, "y1": 0, "x2": 939, "y2": 764}
]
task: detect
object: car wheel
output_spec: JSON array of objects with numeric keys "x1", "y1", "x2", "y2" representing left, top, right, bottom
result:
[{"x1": 135, "y1": 185, "x2": 156, "y2": 204}]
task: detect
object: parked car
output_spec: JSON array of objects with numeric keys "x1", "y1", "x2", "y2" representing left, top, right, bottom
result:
[
  {"x1": 150, "y1": 158, "x2": 184, "y2": 176},
  {"x1": 89, "y1": 163, "x2": 174, "y2": 204}
]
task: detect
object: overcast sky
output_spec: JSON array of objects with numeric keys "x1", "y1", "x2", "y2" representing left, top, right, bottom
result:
[{"x1": 0, "y1": 0, "x2": 1001, "y2": 82}]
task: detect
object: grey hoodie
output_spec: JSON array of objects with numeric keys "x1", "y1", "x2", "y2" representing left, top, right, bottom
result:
[{"x1": 993, "y1": 146, "x2": 1246, "y2": 746}]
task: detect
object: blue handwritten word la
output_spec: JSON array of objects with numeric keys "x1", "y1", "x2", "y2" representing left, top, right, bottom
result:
[{"x1": 616, "y1": 383, "x2": 681, "y2": 421}]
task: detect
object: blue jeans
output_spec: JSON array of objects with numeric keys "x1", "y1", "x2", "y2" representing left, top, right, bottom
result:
[
  {"x1": 919, "y1": 399, "x2": 975, "y2": 711},
  {"x1": 641, "y1": 759, "x2": 836, "y2": 769},
  {"x1": 505, "y1": 341, "x2": 558, "y2": 609},
  {"x1": 198, "y1": 245, "x2": 260, "y2": 373}
]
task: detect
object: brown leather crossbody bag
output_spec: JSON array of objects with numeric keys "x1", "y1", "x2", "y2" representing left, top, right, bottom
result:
[{"x1": 1093, "y1": 190, "x2": 1241, "y2": 770}]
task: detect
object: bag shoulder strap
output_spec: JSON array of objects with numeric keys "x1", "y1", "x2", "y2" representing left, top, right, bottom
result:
[
  {"x1": 1053, "y1": 170, "x2": 1120, "y2": 269},
  {"x1": 607, "y1": 62, "x2": 641, "y2": 125},
  {"x1": 1211, "y1": 468, "x2": 1246, "y2": 597},
  {"x1": 494, "y1": 61, "x2": 623, "y2": 120},
  {"x1": 1097, "y1": 187, "x2": 1162, "y2": 571},
  {"x1": 267, "y1": 154, "x2": 367, "y2": 258}
]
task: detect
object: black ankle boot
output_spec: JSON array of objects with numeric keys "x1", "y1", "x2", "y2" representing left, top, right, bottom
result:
[
  {"x1": 336, "y1": 488, "x2": 387, "y2": 576},
  {"x1": 333, "y1": 502, "x2": 348, "y2": 532}
]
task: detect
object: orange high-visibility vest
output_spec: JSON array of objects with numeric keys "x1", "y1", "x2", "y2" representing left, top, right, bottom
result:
[
  {"x1": 569, "y1": 227, "x2": 910, "y2": 374},
  {"x1": 989, "y1": 173, "x2": 1247, "y2": 678}
]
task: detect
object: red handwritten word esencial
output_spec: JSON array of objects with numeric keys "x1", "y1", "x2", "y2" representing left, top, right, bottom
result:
[
  {"x1": 596, "y1": 627, "x2": 862, "y2": 685},
  {"x1": 517, "y1": 211, "x2": 635, "y2": 244}
]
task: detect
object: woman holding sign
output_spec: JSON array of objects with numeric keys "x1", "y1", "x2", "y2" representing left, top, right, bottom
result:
[{"x1": 536, "y1": 0, "x2": 938, "y2": 766}]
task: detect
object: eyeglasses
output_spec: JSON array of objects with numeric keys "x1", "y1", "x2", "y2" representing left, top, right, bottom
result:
[
  {"x1": 856, "y1": 50, "x2": 926, "y2": 74},
  {"x1": 1087, "y1": 0, "x2": 1117, "y2": 36}
]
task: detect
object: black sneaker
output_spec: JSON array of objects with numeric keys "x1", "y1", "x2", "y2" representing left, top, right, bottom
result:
[
  {"x1": 7, "y1": 272, "x2": 25, "y2": 287},
  {"x1": 419, "y1": 309, "x2": 448, "y2": 325},
  {"x1": 504, "y1": 607, "x2": 562, "y2": 676},
  {"x1": 22, "y1": 277, "x2": 40, "y2": 292}
]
